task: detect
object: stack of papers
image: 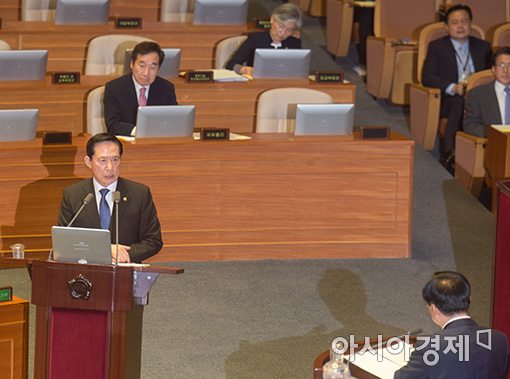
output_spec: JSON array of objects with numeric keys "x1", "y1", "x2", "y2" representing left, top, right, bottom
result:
[
  {"x1": 212, "y1": 69, "x2": 249, "y2": 82},
  {"x1": 491, "y1": 125, "x2": 510, "y2": 133}
]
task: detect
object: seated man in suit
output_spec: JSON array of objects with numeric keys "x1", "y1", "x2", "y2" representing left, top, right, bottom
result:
[
  {"x1": 464, "y1": 47, "x2": 510, "y2": 137},
  {"x1": 422, "y1": 4, "x2": 492, "y2": 171},
  {"x1": 394, "y1": 271, "x2": 509, "y2": 378},
  {"x1": 104, "y1": 41, "x2": 178, "y2": 136},
  {"x1": 225, "y1": 3, "x2": 302, "y2": 77},
  {"x1": 58, "y1": 133, "x2": 163, "y2": 263}
]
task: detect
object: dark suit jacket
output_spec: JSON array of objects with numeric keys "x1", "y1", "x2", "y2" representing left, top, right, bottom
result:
[
  {"x1": 58, "y1": 177, "x2": 163, "y2": 263},
  {"x1": 422, "y1": 36, "x2": 492, "y2": 94},
  {"x1": 464, "y1": 81, "x2": 502, "y2": 137},
  {"x1": 394, "y1": 319, "x2": 509, "y2": 379},
  {"x1": 225, "y1": 31, "x2": 302, "y2": 70},
  {"x1": 103, "y1": 74, "x2": 178, "y2": 136}
]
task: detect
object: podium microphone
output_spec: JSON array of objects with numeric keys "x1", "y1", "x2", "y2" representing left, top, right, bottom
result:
[
  {"x1": 67, "y1": 193, "x2": 94, "y2": 227},
  {"x1": 373, "y1": 328, "x2": 423, "y2": 349},
  {"x1": 113, "y1": 191, "x2": 121, "y2": 265}
]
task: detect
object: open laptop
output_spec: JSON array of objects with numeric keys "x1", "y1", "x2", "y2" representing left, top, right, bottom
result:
[
  {"x1": 193, "y1": 0, "x2": 248, "y2": 25},
  {"x1": 135, "y1": 105, "x2": 195, "y2": 138},
  {"x1": 55, "y1": 0, "x2": 110, "y2": 25},
  {"x1": 123, "y1": 48, "x2": 181, "y2": 78},
  {"x1": 51, "y1": 226, "x2": 112, "y2": 265},
  {"x1": 0, "y1": 50, "x2": 48, "y2": 81},
  {"x1": 253, "y1": 49, "x2": 311, "y2": 79},
  {"x1": 0, "y1": 109, "x2": 38, "y2": 141},
  {"x1": 294, "y1": 103, "x2": 354, "y2": 136}
]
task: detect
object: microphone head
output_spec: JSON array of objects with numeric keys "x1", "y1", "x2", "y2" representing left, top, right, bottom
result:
[
  {"x1": 113, "y1": 191, "x2": 121, "y2": 203},
  {"x1": 83, "y1": 193, "x2": 94, "y2": 205}
]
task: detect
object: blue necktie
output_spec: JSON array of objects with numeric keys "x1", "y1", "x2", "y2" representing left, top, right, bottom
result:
[
  {"x1": 99, "y1": 188, "x2": 110, "y2": 230},
  {"x1": 505, "y1": 87, "x2": 510, "y2": 125}
]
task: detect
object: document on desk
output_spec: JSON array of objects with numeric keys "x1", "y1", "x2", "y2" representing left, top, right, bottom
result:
[
  {"x1": 212, "y1": 69, "x2": 249, "y2": 82},
  {"x1": 347, "y1": 342, "x2": 414, "y2": 379},
  {"x1": 491, "y1": 125, "x2": 510, "y2": 133}
]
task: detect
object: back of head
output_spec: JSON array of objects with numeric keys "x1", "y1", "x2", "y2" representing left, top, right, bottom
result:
[
  {"x1": 271, "y1": 3, "x2": 303, "y2": 29},
  {"x1": 422, "y1": 271, "x2": 471, "y2": 315},
  {"x1": 131, "y1": 41, "x2": 165, "y2": 66}
]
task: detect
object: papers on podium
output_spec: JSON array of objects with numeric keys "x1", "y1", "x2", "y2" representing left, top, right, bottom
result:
[{"x1": 346, "y1": 342, "x2": 414, "y2": 379}]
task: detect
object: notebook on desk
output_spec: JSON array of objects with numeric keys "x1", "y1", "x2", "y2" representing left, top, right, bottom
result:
[{"x1": 51, "y1": 226, "x2": 112, "y2": 265}]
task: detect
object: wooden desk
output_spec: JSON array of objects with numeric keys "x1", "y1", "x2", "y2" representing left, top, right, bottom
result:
[
  {"x1": 1, "y1": 21, "x2": 250, "y2": 71},
  {"x1": 0, "y1": 76, "x2": 356, "y2": 135},
  {"x1": 2, "y1": 0, "x2": 166, "y2": 22},
  {"x1": 0, "y1": 133, "x2": 413, "y2": 262},
  {"x1": 0, "y1": 296, "x2": 29, "y2": 379}
]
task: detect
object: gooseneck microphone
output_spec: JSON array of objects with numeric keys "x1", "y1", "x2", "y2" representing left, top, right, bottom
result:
[
  {"x1": 113, "y1": 191, "x2": 121, "y2": 265},
  {"x1": 67, "y1": 193, "x2": 94, "y2": 227}
]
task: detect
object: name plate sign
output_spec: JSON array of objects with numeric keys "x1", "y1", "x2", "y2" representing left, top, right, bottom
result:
[
  {"x1": 201, "y1": 128, "x2": 230, "y2": 140},
  {"x1": 254, "y1": 18, "x2": 271, "y2": 29},
  {"x1": 52, "y1": 72, "x2": 81, "y2": 84},
  {"x1": 185, "y1": 71, "x2": 214, "y2": 83},
  {"x1": 315, "y1": 71, "x2": 343, "y2": 83},
  {"x1": 115, "y1": 17, "x2": 143, "y2": 29}
]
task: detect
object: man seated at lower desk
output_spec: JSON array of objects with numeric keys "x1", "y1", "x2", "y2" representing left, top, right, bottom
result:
[
  {"x1": 394, "y1": 271, "x2": 509, "y2": 378},
  {"x1": 103, "y1": 41, "x2": 177, "y2": 136},
  {"x1": 57, "y1": 133, "x2": 163, "y2": 263},
  {"x1": 463, "y1": 47, "x2": 510, "y2": 137}
]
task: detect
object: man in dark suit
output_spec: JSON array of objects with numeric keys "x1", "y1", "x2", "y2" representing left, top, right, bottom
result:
[
  {"x1": 104, "y1": 41, "x2": 177, "y2": 136},
  {"x1": 464, "y1": 47, "x2": 510, "y2": 137},
  {"x1": 225, "y1": 3, "x2": 302, "y2": 76},
  {"x1": 58, "y1": 133, "x2": 163, "y2": 263},
  {"x1": 394, "y1": 271, "x2": 509, "y2": 378},
  {"x1": 422, "y1": 4, "x2": 492, "y2": 171}
]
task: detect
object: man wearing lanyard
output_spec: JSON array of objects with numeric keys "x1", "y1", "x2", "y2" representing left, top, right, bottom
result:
[{"x1": 422, "y1": 4, "x2": 491, "y2": 174}]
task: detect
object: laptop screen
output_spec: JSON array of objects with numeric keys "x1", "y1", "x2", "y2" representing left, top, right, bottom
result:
[
  {"x1": 253, "y1": 49, "x2": 311, "y2": 79},
  {"x1": 0, "y1": 109, "x2": 39, "y2": 141},
  {"x1": 135, "y1": 105, "x2": 195, "y2": 138},
  {"x1": 51, "y1": 226, "x2": 112, "y2": 265},
  {"x1": 294, "y1": 103, "x2": 354, "y2": 136}
]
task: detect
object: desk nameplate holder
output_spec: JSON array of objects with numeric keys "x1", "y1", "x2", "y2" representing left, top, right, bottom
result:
[{"x1": 115, "y1": 17, "x2": 142, "y2": 29}]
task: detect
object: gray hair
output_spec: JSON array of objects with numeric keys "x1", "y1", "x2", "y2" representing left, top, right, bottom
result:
[{"x1": 271, "y1": 3, "x2": 303, "y2": 29}]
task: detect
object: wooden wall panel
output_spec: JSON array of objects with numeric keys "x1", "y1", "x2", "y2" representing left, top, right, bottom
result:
[{"x1": 0, "y1": 134, "x2": 413, "y2": 262}]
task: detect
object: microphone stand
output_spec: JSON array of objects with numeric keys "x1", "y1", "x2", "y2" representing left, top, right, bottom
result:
[{"x1": 113, "y1": 191, "x2": 120, "y2": 265}]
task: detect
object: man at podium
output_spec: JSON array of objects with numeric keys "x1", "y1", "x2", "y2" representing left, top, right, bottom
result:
[
  {"x1": 57, "y1": 133, "x2": 163, "y2": 263},
  {"x1": 394, "y1": 271, "x2": 508, "y2": 378}
]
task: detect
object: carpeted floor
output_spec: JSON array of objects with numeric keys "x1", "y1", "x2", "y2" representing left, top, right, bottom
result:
[{"x1": 0, "y1": 2, "x2": 495, "y2": 378}]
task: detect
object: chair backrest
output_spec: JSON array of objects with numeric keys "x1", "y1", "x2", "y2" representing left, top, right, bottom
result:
[
  {"x1": 87, "y1": 86, "x2": 106, "y2": 135},
  {"x1": 214, "y1": 35, "x2": 247, "y2": 69},
  {"x1": 416, "y1": 22, "x2": 485, "y2": 84},
  {"x1": 160, "y1": 0, "x2": 194, "y2": 22},
  {"x1": 466, "y1": 69, "x2": 494, "y2": 92},
  {"x1": 85, "y1": 35, "x2": 155, "y2": 75},
  {"x1": 374, "y1": 0, "x2": 437, "y2": 39},
  {"x1": 492, "y1": 23, "x2": 510, "y2": 49},
  {"x1": 0, "y1": 40, "x2": 11, "y2": 51},
  {"x1": 22, "y1": 0, "x2": 56, "y2": 21},
  {"x1": 256, "y1": 88, "x2": 333, "y2": 133}
]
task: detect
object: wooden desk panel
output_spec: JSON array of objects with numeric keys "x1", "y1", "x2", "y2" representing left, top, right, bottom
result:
[
  {"x1": 2, "y1": 21, "x2": 249, "y2": 70},
  {"x1": 0, "y1": 134, "x2": 413, "y2": 262},
  {"x1": 486, "y1": 126, "x2": 510, "y2": 188},
  {"x1": 0, "y1": 76, "x2": 356, "y2": 135}
]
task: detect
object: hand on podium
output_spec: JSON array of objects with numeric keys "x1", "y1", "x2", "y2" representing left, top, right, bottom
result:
[{"x1": 111, "y1": 244, "x2": 131, "y2": 263}]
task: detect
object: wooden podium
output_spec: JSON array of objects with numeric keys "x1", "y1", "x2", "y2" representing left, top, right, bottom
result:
[{"x1": 30, "y1": 260, "x2": 183, "y2": 379}]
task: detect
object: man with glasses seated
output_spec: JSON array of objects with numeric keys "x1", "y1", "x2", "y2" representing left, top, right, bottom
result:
[
  {"x1": 464, "y1": 47, "x2": 510, "y2": 137},
  {"x1": 422, "y1": 4, "x2": 491, "y2": 173},
  {"x1": 225, "y1": 3, "x2": 302, "y2": 77}
]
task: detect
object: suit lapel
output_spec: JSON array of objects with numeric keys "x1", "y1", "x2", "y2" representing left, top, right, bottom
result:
[
  {"x1": 489, "y1": 84, "x2": 503, "y2": 124},
  {"x1": 445, "y1": 38, "x2": 459, "y2": 71},
  {"x1": 112, "y1": 178, "x2": 130, "y2": 231}
]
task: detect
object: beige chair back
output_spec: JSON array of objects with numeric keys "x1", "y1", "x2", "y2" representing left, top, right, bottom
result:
[
  {"x1": 160, "y1": 0, "x2": 195, "y2": 22},
  {"x1": 256, "y1": 88, "x2": 333, "y2": 133},
  {"x1": 214, "y1": 35, "x2": 247, "y2": 69},
  {"x1": 87, "y1": 86, "x2": 106, "y2": 135},
  {"x1": 85, "y1": 35, "x2": 155, "y2": 76},
  {"x1": 0, "y1": 40, "x2": 11, "y2": 51},
  {"x1": 492, "y1": 23, "x2": 510, "y2": 49},
  {"x1": 22, "y1": 0, "x2": 56, "y2": 21},
  {"x1": 466, "y1": 69, "x2": 494, "y2": 92},
  {"x1": 416, "y1": 22, "x2": 485, "y2": 84}
]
